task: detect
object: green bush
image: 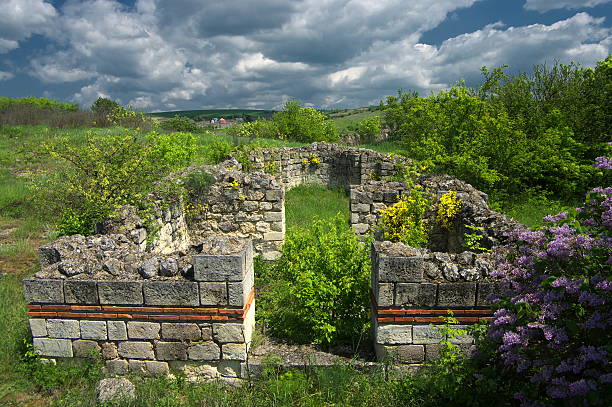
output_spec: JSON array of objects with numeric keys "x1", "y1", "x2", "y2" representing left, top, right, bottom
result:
[
  {"x1": 356, "y1": 116, "x2": 381, "y2": 143},
  {"x1": 201, "y1": 139, "x2": 233, "y2": 164},
  {"x1": 161, "y1": 115, "x2": 201, "y2": 133},
  {"x1": 0, "y1": 96, "x2": 78, "y2": 112},
  {"x1": 89, "y1": 97, "x2": 120, "y2": 115},
  {"x1": 257, "y1": 215, "x2": 371, "y2": 345},
  {"x1": 32, "y1": 130, "x2": 196, "y2": 235},
  {"x1": 274, "y1": 99, "x2": 339, "y2": 143}
]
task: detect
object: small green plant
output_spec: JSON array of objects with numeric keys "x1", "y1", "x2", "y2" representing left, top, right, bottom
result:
[
  {"x1": 202, "y1": 139, "x2": 233, "y2": 164},
  {"x1": 437, "y1": 190, "x2": 461, "y2": 229},
  {"x1": 378, "y1": 186, "x2": 430, "y2": 247},
  {"x1": 161, "y1": 115, "x2": 200, "y2": 132},
  {"x1": 463, "y1": 224, "x2": 489, "y2": 252},
  {"x1": 263, "y1": 160, "x2": 279, "y2": 175},
  {"x1": 184, "y1": 170, "x2": 216, "y2": 197}
]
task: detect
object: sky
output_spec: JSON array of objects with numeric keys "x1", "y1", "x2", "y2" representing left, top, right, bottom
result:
[{"x1": 0, "y1": 0, "x2": 610, "y2": 112}]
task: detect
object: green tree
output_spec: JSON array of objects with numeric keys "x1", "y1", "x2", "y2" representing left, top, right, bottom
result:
[
  {"x1": 356, "y1": 116, "x2": 381, "y2": 143},
  {"x1": 90, "y1": 97, "x2": 120, "y2": 115},
  {"x1": 273, "y1": 99, "x2": 339, "y2": 142}
]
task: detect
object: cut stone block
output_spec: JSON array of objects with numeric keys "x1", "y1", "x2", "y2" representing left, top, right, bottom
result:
[
  {"x1": 218, "y1": 360, "x2": 244, "y2": 378},
  {"x1": 23, "y1": 279, "x2": 64, "y2": 303},
  {"x1": 143, "y1": 281, "x2": 199, "y2": 306},
  {"x1": 376, "y1": 283, "x2": 394, "y2": 307},
  {"x1": 64, "y1": 280, "x2": 98, "y2": 304},
  {"x1": 144, "y1": 361, "x2": 169, "y2": 375},
  {"x1": 127, "y1": 322, "x2": 160, "y2": 340},
  {"x1": 161, "y1": 323, "x2": 201, "y2": 341},
  {"x1": 118, "y1": 341, "x2": 154, "y2": 359},
  {"x1": 437, "y1": 283, "x2": 477, "y2": 307},
  {"x1": 33, "y1": 338, "x2": 73, "y2": 357},
  {"x1": 477, "y1": 281, "x2": 503, "y2": 306},
  {"x1": 188, "y1": 342, "x2": 220, "y2": 361},
  {"x1": 375, "y1": 344, "x2": 424, "y2": 364},
  {"x1": 47, "y1": 319, "x2": 80, "y2": 339},
  {"x1": 213, "y1": 323, "x2": 244, "y2": 343},
  {"x1": 222, "y1": 343, "x2": 247, "y2": 361},
  {"x1": 156, "y1": 342, "x2": 187, "y2": 361},
  {"x1": 108, "y1": 321, "x2": 128, "y2": 340},
  {"x1": 377, "y1": 256, "x2": 425, "y2": 283},
  {"x1": 72, "y1": 340, "x2": 101, "y2": 358},
  {"x1": 193, "y1": 247, "x2": 249, "y2": 282},
  {"x1": 105, "y1": 360, "x2": 129, "y2": 375},
  {"x1": 395, "y1": 283, "x2": 437, "y2": 307},
  {"x1": 80, "y1": 320, "x2": 107, "y2": 340},
  {"x1": 29, "y1": 318, "x2": 47, "y2": 337},
  {"x1": 98, "y1": 281, "x2": 143, "y2": 305},
  {"x1": 199, "y1": 282, "x2": 227, "y2": 306},
  {"x1": 101, "y1": 342, "x2": 118, "y2": 359},
  {"x1": 376, "y1": 325, "x2": 412, "y2": 345},
  {"x1": 412, "y1": 325, "x2": 444, "y2": 344}
]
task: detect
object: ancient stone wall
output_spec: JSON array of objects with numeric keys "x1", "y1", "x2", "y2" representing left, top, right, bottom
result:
[
  {"x1": 371, "y1": 241, "x2": 502, "y2": 364},
  {"x1": 24, "y1": 238, "x2": 255, "y2": 379}
]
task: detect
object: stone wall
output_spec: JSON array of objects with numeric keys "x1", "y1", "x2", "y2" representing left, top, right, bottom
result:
[
  {"x1": 24, "y1": 239, "x2": 255, "y2": 379},
  {"x1": 371, "y1": 241, "x2": 502, "y2": 364}
]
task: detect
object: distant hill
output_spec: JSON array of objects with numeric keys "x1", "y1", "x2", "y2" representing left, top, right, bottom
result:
[{"x1": 148, "y1": 109, "x2": 275, "y2": 121}]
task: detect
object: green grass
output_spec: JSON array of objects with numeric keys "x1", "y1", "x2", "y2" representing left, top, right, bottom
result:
[
  {"x1": 149, "y1": 109, "x2": 275, "y2": 121},
  {"x1": 494, "y1": 195, "x2": 579, "y2": 229},
  {"x1": 284, "y1": 184, "x2": 349, "y2": 231},
  {"x1": 330, "y1": 110, "x2": 381, "y2": 133}
]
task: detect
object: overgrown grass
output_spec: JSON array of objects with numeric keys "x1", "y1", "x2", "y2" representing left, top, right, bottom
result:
[
  {"x1": 492, "y1": 195, "x2": 579, "y2": 229},
  {"x1": 330, "y1": 109, "x2": 381, "y2": 133},
  {"x1": 284, "y1": 184, "x2": 349, "y2": 231}
]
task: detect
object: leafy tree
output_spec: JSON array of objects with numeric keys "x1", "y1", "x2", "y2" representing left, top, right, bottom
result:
[
  {"x1": 356, "y1": 116, "x2": 381, "y2": 143},
  {"x1": 90, "y1": 97, "x2": 120, "y2": 115},
  {"x1": 273, "y1": 99, "x2": 339, "y2": 143}
]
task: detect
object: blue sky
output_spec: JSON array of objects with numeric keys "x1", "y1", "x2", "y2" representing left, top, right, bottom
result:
[{"x1": 0, "y1": 0, "x2": 610, "y2": 111}]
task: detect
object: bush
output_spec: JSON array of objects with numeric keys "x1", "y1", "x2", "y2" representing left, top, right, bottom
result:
[
  {"x1": 89, "y1": 97, "x2": 120, "y2": 115},
  {"x1": 481, "y1": 157, "x2": 612, "y2": 406},
  {"x1": 257, "y1": 215, "x2": 371, "y2": 345},
  {"x1": 274, "y1": 99, "x2": 339, "y2": 143},
  {"x1": 202, "y1": 139, "x2": 233, "y2": 164},
  {"x1": 356, "y1": 116, "x2": 381, "y2": 143},
  {"x1": 161, "y1": 115, "x2": 201, "y2": 133},
  {"x1": 0, "y1": 96, "x2": 78, "y2": 112},
  {"x1": 32, "y1": 130, "x2": 196, "y2": 235},
  {"x1": 378, "y1": 186, "x2": 430, "y2": 247}
]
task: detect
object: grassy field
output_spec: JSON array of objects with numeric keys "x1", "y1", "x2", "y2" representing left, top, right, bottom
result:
[
  {"x1": 328, "y1": 109, "x2": 381, "y2": 134},
  {"x1": 284, "y1": 184, "x2": 349, "y2": 231}
]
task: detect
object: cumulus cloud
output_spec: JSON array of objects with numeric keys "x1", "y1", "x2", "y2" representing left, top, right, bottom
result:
[
  {"x1": 3, "y1": 0, "x2": 610, "y2": 110},
  {"x1": 0, "y1": 71, "x2": 15, "y2": 81},
  {"x1": 524, "y1": 0, "x2": 611, "y2": 13},
  {"x1": 0, "y1": 0, "x2": 56, "y2": 53}
]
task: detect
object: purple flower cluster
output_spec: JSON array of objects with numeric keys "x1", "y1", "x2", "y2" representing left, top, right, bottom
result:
[
  {"x1": 487, "y1": 159, "x2": 612, "y2": 406},
  {"x1": 593, "y1": 156, "x2": 612, "y2": 170}
]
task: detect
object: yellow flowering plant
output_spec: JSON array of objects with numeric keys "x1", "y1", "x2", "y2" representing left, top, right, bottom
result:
[{"x1": 437, "y1": 190, "x2": 461, "y2": 229}]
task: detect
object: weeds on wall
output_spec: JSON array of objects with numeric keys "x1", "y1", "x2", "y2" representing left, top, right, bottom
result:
[{"x1": 378, "y1": 187, "x2": 431, "y2": 248}]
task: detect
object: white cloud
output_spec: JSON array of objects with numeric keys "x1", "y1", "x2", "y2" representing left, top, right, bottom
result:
[
  {"x1": 0, "y1": 0, "x2": 56, "y2": 53},
  {"x1": 524, "y1": 0, "x2": 611, "y2": 13},
  {"x1": 0, "y1": 71, "x2": 15, "y2": 81}
]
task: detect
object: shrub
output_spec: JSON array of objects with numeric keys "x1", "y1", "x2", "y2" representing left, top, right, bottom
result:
[
  {"x1": 161, "y1": 115, "x2": 201, "y2": 133},
  {"x1": 274, "y1": 99, "x2": 339, "y2": 143},
  {"x1": 378, "y1": 187, "x2": 430, "y2": 247},
  {"x1": 482, "y1": 157, "x2": 612, "y2": 406},
  {"x1": 257, "y1": 215, "x2": 371, "y2": 345},
  {"x1": 436, "y1": 190, "x2": 461, "y2": 230},
  {"x1": 0, "y1": 96, "x2": 78, "y2": 112},
  {"x1": 32, "y1": 130, "x2": 196, "y2": 235},
  {"x1": 89, "y1": 97, "x2": 120, "y2": 115},
  {"x1": 356, "y1": 116, "x2": 381, "y2": 143},
  {"x1": 202, "y1": 139, "x2": 233, "y2": 164}
]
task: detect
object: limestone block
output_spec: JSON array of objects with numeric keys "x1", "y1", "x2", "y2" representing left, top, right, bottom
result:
[
  {"x1": 375, "y1": 344, "x2": 424, "y2": 364},
  {"x1": 262, "y1": 251, "x2": 281, "y2": 261},
  {"x1": 101, "y1": 342, "x2": 118, "y2": 359},
  {"x1": 105, "y1": 360, "x2": 129, "y2": 375},
  {"x1": 118, "y1": 341, "x2": 154, "y2": 359},
  {"x1": 377, "y1": 256, "x2": 425, "y2": 283},
  {"x1": 264, "y1": 212, "x2": 282, "y2": 222},
  {"x1": 156, "y1": 341, "x2": 187, "y2": 361},
  {"x1": 201, "y1": 326, "x2": 213, "y2": 341},
  {"x1": 265, "y1": 190, "x2": 282, "y2": 202},
  {"x1": 477, "y1": 281, "x2": 503, "y2": 306},
  {"x1": 33, "y1": 338, "x2": 73, "y2": 357},
  {"x1": 29, "y1": 318, "x2": 47, "y2": 337},
  {"x1": 145, "y1": 361, "x2": 169, "y2": 375},
  {"x1": 143, "y1": 281, "x2": 199, "y2": 306},
  {"x1": 108, "y1": 321, "x2": 128, "y2": 340},
  {"x1": 395, "y1": 283, "x2": 437, "y2": 307},
  {"x1": 64, "y1": 280, "x2": 98, "y2": 304},
  {"x1": 218, "y1": 360, "x2": 244, "y2": 378},
  {"x1": 213, "y1": 323, "x2": 244, "y2": 343},
  {"x1": 193, "y1": 250, "x2": 248, "y2": 282},
  {"x1": 352, "y1": 223, "x2": 369, "y2": 234},
  {"x1": 161, "y1": 323, "x2": 201, "y2": 341},
  {"x1": 199, "y1": 282, "x2": 227, "y2": 306},
  {"x1": 352, "y1": 203, "x2": 370, "y2": 213},
  {"x1": 23, "y1": 279, "x2": 64, "y2": 303},
  {"x1": 127, "y1": 322, "x2": 160, "y2": 340},
  {"x1": 47, "y1": 319, "x2": 80, "y2": 339},
  {"x1": 72, "y1": 340, "x2": 101, "y2": 357},
  {"x1": 411, "y1": 325, "x2": 444, "y2": 344},
  {"x1": 222, "y1": 343, "x2": 247, "y2": 361},
  {"x1": 263, "y1": 232, "x2": 283, "y2": 241},
  {"x1": 376, "y1": 325, "x2": 412, "y2": 345},
  {"x1": 437, "y1": 283, "x2": 476, "y2": 307},
  {"x1": 98, "y1": 281, "x2": 143, "y2": 305},
  {"x1": 188, "y1": 342, "x2": 220, "y2": 361},
  {"x1": 80, "y1": 320, "x2": 107, "y2": 340}
]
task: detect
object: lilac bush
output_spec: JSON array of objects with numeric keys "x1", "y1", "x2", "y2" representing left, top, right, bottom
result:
[{"x1": 487, "y1": 157, "x2": 612, "y2": 406}]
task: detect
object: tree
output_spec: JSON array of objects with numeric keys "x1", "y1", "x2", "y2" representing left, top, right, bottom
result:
[
  {"x1": 273, "y1": 99, "x2": 339, "y2": 143},
  {"x1": 90, "y1": 97, "x2": 120, "y2": 115}
]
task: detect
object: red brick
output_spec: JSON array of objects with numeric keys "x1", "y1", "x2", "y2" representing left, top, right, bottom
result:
[
  {"x1": 40, "y1": 304, "x2": 70, "y2": 310},
  {"x1": 377, "y1": 317, "x2": 395, "y2": 323},
  {"x1": 28, "y1": 311, "x2": 57, "y2": 317},
  {"x1": 26, "y1": 304, "x2": 41, "y2": 310},
  {"x1": 56, "y1": 312, "x2": 83, "y2": 318},
  {"x1": 192, "y1": 308, "x2": 218, "y2": 314},
  {"x1": 161, "y1": 307, "x2": 193, "y2": 313},
  {"x1": 210, "y1": 316, "x2": 229, "y2": 321},
  {"x1": 87, "y1": 313, "x2": 117, "y2": 319},
  {"x1": 394, "y1": 316, "x2": 415, "y2": 323},
  {"x1": 413, "y1": 317, "x2": 444, "y2": 323},
  {"x1": 180, "y1": 315, "x2": 212, "y2": 321},
  {"x1": 462, "y1": 309, "x2": 492, "y2": 316},
  {"x1": 70, "y1": 305, "x2": 101, "y2": 311},
  {"x1": 116, "y1": 313, "x2": 134, "y2": 319},
  {"x1": 456, "y1": 317, "x2": 480, "y2": 323},
  {"x1": 102, "y1": 306, "x2": 140, "y2": 312},
  {"x1": 218, "y1": 308, "x2": 242, "y2": 315},
  {"x1": 378, "y1": 309, "x2": 401, "y2": 315},
  {"x1": 148, "y1": 314, "x2": 180, "y2": 321}
]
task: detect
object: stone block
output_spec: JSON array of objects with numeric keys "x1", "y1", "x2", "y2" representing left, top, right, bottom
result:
[
  {"x1": 376, "y1": 283, "x2": 394, "y2": 307},
  {"x1": 72, "y1": 340, "x2": 101, "y2": 358},
  {"x1": 33, "y1": 338, "x2": 73, "y2": 357},
  {"x1": 437, "y1": 283, "x2": 476, "y2": 307},
  {"x1": 377, "y1": 256, "x2": 425, "y2": 283},
  {"x1": 127, "y1": 322, "x2": 160, "y2": 340},
  {"x1": 143, "y1": 281, "x2": 199, "y2": 306},
  {"x1": 80, "y1": 320, "x2": 107, "y2": 340},
  {"x1": 188, "y1": 342, "x2": 220, "y2": 361},
  {"x1": 412, "y1": 325, "x2": 444, "y2": 344},
  {"x1": 395, "y1": 283, "x2": 437, "y2": 307},
  {"x1": 23, "y1": 279, "x2": 63, "y2": 303},
  {"x1": 263, "y1": 232, "x2": 283, "y2": 241},
  {"x1": 156, "y1": 341, "x2": 187, "y2": 361},
  {"x1": 376, "y1": 325, "x2": 412, "y2": 345},
  {"x1": 64, "y1": 280, "x2": 98, "y2": 304},
  {"x1": 118, "y1": 341, "x2": 154, "y2": 359},
  {"x1": 101, "y1": 342, "x2": 118, "y2": 359},
  {"x1": 352, "y1": 223, "x2": 369, "y2": 234},
  {"x1": 145, "y1": 361, "x2": 169, "y2": 375},
  {"x1": 375, "y1": 344, "x2": 424, "y2": 364},
  {"x1": 265, "y1": 190, "x2": 283, "y2": 202},
  {"x1": 170, "y1": 361, "x2": 219, "y2": 379},
  {"x1": 213, "y1": 323, "x2": 244, "y2": 343},
  {"x1": 29, "y1": 318, "x2": 47, "y2": 337},
  {"x1": 228, "y1": 280, "x2": 250, "y2": 307},
  {"x1": 193, "y1": 253, "x2": 246, "y2": 282},
  {"x1": 105, "y1": 360, "x2": 129, "y2": 375},
  {"x1": 199, "y1": 282, "x2": 227, "y2": 306},
  {"x1": 264, "y1": 212, "x2": 282, "y2": 222},
  {"x1": 47, "y1": 319, "x2": 80, "y2": 339},
  {"x1": 98, "y1": 281, "x2": 143, "y2": 305},
  {"x1": 477, "y1": 281, "x2": 503, "y2": 306},
  {"x1": 218, "y1": 360, "x2": 244, "y2": 378},
  {"x1": 222, "y1": 343, "x2": 247, "y2": 361},
  {"x1": 352, "y1": 203, "x2": 370, "y2": 213},
  {"x1": 108, "y1": 321, "x2": 128, "y2": 340},
  {"x1": 201, "y1": 326, "x2": 213, "y2": 341},
  {"x1": 161, "y1": 323, "x2": 201, "y2": 341}
]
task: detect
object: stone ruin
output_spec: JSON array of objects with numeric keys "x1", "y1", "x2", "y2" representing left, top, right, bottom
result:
[{"x1": 22, "y1": 142, "x2": 520, "y2": 376}]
